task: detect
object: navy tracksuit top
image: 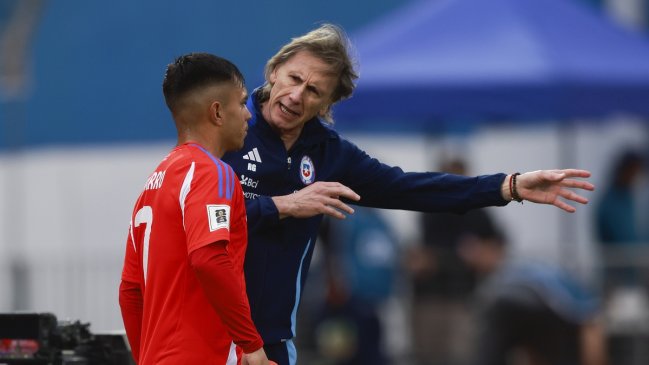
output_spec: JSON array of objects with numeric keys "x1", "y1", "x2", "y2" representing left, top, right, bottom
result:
[{"x1": 222, "y1": 89, "x2": 509, "y2": 344}]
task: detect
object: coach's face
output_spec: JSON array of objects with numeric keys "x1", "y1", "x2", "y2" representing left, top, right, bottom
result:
[{"x1": 263, "y1": 51, "x2": 337, "y2": 136}]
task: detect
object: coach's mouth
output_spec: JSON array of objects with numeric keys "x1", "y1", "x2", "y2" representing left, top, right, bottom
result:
[{"x1": 279, "y1": 103, "x2": 300, "y2": 117}]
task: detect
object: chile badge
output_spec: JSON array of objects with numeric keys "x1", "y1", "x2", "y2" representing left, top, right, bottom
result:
[{"x1": 300, "y1": 155, "x2": 315, "y2": 185}]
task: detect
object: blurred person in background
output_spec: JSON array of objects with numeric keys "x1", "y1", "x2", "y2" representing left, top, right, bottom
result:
[
  {"x1": 221, "y1": 23, "x2": 594, "y2": 365},
  {"x1": 310, "y1": 207, "x2": 400, "y2": 365},
  {"x1": 459, "y1": 230, "x2": 607, "y2": 365},
  {"x1": 595, "y1": 149, "x2": 645, "y2": 245},
  {"x1": 119, "y1": 53, "x2": 269, "y2": 365},
  {"x1": 406, "y1": 156, "x2": 500, "y2": 365},
  {"x1": 594, "y1": 148, "x2": 649, "y2": 365},
  {"x1": 595, "y1": 149, "x2": 647, "y2": 288}
]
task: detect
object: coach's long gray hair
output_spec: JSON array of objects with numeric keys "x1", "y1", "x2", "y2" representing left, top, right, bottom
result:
[{"x1": 258, "y1": 23, "x2": 358, "y2": 124}]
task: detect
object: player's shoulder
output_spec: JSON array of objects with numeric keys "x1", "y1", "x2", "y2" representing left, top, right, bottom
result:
[
  {"x1": 154, "y1": 144, "x2": 195, "y2": 171},
  {"x1": 171, "y1": 143, "x2": 211, "y2": 163},
  {"x1": 146, "y1": 144, "x2": 211, "y2": 180},
  {"x1": 176, "y1": 144, "x2": 236, "y2": 175}
]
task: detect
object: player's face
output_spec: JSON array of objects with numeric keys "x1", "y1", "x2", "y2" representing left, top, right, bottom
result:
[
  {"x1": 221, "y1": 84, "x2": 251, "y2": 152},
  {"x1": 264, "y1": 51, "x2": 337, "y2": 134}
]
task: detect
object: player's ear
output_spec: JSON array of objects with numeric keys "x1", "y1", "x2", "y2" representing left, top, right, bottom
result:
[{"x1": 210, "y1": 100, "x2": 223, "y2": 126}]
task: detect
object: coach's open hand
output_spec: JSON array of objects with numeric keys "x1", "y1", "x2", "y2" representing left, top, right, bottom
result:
[{"x1": 502, "y1": 169, "x2": 594, "y2": 212}]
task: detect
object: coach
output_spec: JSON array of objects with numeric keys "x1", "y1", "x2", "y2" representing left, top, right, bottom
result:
[{"x1": 222, "y1": 24, "x2": 594, "y2": 365}]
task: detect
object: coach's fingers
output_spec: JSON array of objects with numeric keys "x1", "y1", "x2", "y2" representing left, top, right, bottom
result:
[
  {"x1": 553, "y1": 199, "x2": 577, "y2": 213},
  {"x1": 321, "y1": 182, "x2": 360, "y2": 202},
  {"x1": 557, "y1": 169, "x2": 592, "y2": 179},
  {"x1": 323, "y1": 197, "x2": 355, "y2": 217},
  {"x1": 558, "y1": 188, "x2": 589, "y2": 205},
  {"x1": 560, "y1": 178, "x2": 595, "y2": 191}
]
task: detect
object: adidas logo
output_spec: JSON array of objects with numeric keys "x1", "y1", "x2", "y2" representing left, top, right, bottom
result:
[
  {"x1": 242, "y1": 147, "x2": 262, "y2": 163},
  {"x1": 243, "y1": 148, "x2": 261, "y2": 172}
]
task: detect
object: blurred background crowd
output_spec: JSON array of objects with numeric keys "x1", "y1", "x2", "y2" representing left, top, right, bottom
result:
[{"x1": 1, "y1": 0, "x2": 649, "y2": 364}]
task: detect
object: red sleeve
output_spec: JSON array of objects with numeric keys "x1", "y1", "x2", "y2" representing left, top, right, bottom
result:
[
  {"x1": 189, "y1": 241, "x2": 264, "y2": 353},
  {"x1": 119, "y1": 279, "x2": 143, "y2": 363},
  {"x1": 182, "y1": 158, "x2": 234, "y2": 254}
]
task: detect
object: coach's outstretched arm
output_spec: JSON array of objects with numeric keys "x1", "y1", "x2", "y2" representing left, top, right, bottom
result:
[
  {"x1": 500, "y1": 169, "x2": 594, "y2": 212},
  {"x1": 271, "y1": 169, "x2": 594, "y2": 220}
]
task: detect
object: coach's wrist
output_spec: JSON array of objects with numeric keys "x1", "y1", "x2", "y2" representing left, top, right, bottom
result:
[
  {"x1": 501, "y1": 174, "x2": 513, "y2": 202},
  {"x1": 272, "y1": 195, "x2": 293, "y2": 219}
]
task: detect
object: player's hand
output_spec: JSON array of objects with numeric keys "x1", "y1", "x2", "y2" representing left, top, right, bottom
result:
[
  {"x1": 272, "y1": 181, "x2": 361, "y2": 219},
  {"x1": 241, "y1": 348, "x2": 271, "y2": 365},
  {"x1": 511, "y1": 169, "x2": 594, "y2": 212}
]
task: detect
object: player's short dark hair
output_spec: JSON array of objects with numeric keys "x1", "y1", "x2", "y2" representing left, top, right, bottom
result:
[{"x1": 162, "y1": 53, "x2": 245, "y2": 114}]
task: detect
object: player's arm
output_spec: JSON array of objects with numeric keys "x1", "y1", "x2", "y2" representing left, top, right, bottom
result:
[
  {"x1": 189, "y1": 241, "x2": 264, "y2": 354},
  {"x1": 119, "y1": 278, "x2": 143, "y2": 362},
  {"x1": 119, "y1": 226, "x2": 143, "y2": 362}
]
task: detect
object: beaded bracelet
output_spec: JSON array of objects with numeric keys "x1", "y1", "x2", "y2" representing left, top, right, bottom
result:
[{"x1": 509, "y1": 172, "x2": 523, "y2": 203}]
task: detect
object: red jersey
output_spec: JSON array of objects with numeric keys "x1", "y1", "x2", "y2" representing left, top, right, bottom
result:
[{"x1": 120, "y1": 143, "x2": 261, "y2": 365}]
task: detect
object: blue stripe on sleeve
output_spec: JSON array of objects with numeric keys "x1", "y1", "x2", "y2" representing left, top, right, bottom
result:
[
  {"x1": 188, "y1": 143, "x2": 224, "y2": 198},
  {"x1": 223, "y1": 160, "x2": 231, "y2": 199},
  {"x1": 227, "y1": 166, "x2": 236, "y2": 200}
]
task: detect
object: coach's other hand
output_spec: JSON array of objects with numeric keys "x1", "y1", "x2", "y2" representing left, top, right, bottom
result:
[{"x1": 272, "y1": 181, "x2": 361, "y2": 219}]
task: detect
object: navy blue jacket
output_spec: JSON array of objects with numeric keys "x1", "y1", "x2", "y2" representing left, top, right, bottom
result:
[{"x1": 222, "y1": 90, "x2": 508, "y2": 343}]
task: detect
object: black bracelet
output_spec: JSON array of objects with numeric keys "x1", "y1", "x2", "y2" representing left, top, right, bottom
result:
[{"x1": 511, "y1": 172, "x2": 523, "y2": 203}]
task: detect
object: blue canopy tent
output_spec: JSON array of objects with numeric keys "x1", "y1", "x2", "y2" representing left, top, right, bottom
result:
[
  {"x1": 334, "y1": 0, "x2": 649, "y2": 124},
  {"x1": 332, "y1": 0, "x2": 649, "y2": 268}
]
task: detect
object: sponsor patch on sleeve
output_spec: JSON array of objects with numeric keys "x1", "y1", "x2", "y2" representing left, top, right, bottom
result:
[{"x1": 206, "y1": 204, "x2": 230, "y2": 231}]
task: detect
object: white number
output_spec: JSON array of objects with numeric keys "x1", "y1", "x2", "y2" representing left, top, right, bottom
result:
[{"x1": 134, "y1": 206, "x2": 153, "y2": 285}]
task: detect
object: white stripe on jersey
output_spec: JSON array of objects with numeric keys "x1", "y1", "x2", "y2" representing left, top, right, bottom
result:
[
  {"x1": 179, "y1": 162, "x2": 196, "y2": 229},
  {"x1": 129, "y1": 220, "x2": 136, "y2": 252},
  {"x1": 226, "y1": 342, "x2": 237, "y2": 365}
]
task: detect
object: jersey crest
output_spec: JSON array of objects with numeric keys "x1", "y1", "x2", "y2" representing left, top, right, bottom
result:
[{"x1": 300, "y1": 155, "x2": 315, "y2": 185}]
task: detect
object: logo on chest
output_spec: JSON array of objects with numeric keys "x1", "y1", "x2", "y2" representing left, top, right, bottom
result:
[
  {"x1": 299, "y1": 155, "x2": 315, "y2": 185},
  {"x1": 243, "y1": 147, "x2": 262, "y2": 172},
  {"x1": 240, "y1": 174, "x2": 259, "y2": 188}
]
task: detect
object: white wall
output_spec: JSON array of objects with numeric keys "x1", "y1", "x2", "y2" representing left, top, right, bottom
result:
[
  {"x1": 0, "y1": 142, "x2": 172, "y2": 331},
  {"x1": 0, "y1": 120, "x2": 647, "y2": 331}
]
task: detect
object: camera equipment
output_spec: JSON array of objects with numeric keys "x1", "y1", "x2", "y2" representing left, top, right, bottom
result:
[{"x1": 0, "y1": 313, "x2": 133, "y2": 365}]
